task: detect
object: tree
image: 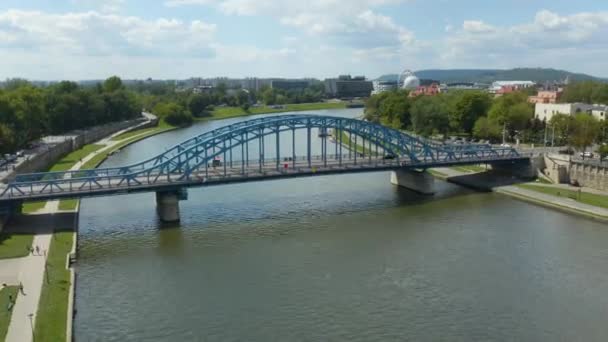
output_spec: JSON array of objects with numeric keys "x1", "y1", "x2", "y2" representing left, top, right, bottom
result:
[
  {"x1": 549, "y1": 114, "x2": 575, "y2": 146},
  {"x1": 188, "y1": 94, "x2": 211, "y2": 117},
  {"x1": 569, "y1": 113, "x2": 600, "y2": 151},
  {"x1": 410, "y1": 96, "x2": 449, "y2": 137},
  {"x1": 598, "y1": 144, "x2": 608, "y2": 162},
  {"x1": 153, "y1": 102, "x2": 193, "y2": 126},
  {"x1": 378, "y1": 91, "x2": 411, "y2": 129},
  {"x1": 103, "y1": 76, "x2": 124, "y2": 93},
  {"x1": 449, "y1": 92, "x2": 491, "y2": 135},
  {"x1": 473, "y1": 117, "x2": 502, "y2": 142},
  {"x1": 0, "y1": 123, "x2": 15, "y2": 155}
]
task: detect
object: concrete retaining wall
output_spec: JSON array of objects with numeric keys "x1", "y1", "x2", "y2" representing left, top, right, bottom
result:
[
  {"x1": 2, "y1": 118, "x2": 147, "y2": 182},
  {"x1": 570, "y1": 162, "x2": 608, "y2": 191},
  {"x1": 543, "y1": 155, "x2": 569, "y2": 184}
]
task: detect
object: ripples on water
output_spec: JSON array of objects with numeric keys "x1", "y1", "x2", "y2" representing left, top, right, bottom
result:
[{"x1": 75, "y1": 110, "x2": 608, "y2": 341}]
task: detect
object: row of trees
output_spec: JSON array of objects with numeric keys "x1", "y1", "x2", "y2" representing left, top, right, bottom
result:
[
  {"x1": 364, "y1": 88, "x2": 607, "y2": 151},
  {"x1": 0, "y1": 77, "x2": 140, "y2": 155}
]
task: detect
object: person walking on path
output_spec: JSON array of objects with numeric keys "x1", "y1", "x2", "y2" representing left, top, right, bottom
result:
[
  {"x1": 35, "y1": 246, "x2": 40, "y2": 256},
  {"x1": 18, "y1": 282, "x2": 25, "y2": 295}
]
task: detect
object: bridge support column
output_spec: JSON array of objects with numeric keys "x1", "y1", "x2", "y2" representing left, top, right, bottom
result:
[
  {"x1": 156, "y1": 190, "x2": 181, "y2": 223},
  {"x1": 390, "y1": 169, "x2": 435, "y2": 195}
]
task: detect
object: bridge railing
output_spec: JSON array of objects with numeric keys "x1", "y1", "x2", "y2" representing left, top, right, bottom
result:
[{"x1": 0, "y1": 153, "x2": 530, "y2": 200}]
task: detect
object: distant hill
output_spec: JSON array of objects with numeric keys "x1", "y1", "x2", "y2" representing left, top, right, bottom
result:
[{"x1": 377, "y1": 68, "x2": 605, "y2": 84}]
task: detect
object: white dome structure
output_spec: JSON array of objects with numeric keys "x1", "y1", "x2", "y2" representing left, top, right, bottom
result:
[{"x1": 400, "y1": 70, "x2": 420, "y2": 90}]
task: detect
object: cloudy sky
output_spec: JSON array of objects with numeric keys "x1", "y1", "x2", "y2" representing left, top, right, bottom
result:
[{"x1": 0, "y1": 0, "x2": 607, "y2": 80}]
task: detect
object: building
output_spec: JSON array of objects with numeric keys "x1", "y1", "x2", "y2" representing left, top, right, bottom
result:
[
  {"x1": 592, "y1": 105, "x2": 608, "y2": 121},
  {"x1": 372, "y1": 80, "x2": 398, "y2": 94},
  {"x1": 192, "y1": 85, "x2": 214, "y2": 94},
  {"x1": 409, "y1": 83, "x2": 441, "y2": 97},
  {"x1": 325, "y1": 75, "x2": 373, "y2": 99},
  {"x1": 441, "y1": 82, "x2": 488, "y2": 92},
  {"x1": 528, "y1": 90, "x2": 562, "y2": 104},
  {"x1": 270, "y1": 79, "x2": 311, "y2": 91},
  {"x1": 401, "y1": 70, "x2": 420, "y2": 90},
  {"x1": 535, "y1": 103, "x2": 607, "y2": 122},
  {"x1": 489, "y1": 81, "x2": 535, "y2": 94}
]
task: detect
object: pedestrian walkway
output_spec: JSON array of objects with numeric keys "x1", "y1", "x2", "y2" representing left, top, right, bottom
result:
[
  {"x1": 496, "y1": 185, "x2": 608, "y2": 219},
  {"x1": 2, "y1": 116, "x2": 155, "y2": 342},
  {"x1": 5, "y1": 231, "x2": 51, "y2": 342}
]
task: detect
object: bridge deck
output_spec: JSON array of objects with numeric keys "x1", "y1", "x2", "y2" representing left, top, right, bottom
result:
[{"x1": 0, "y1": 155, "x2": 528, "y2": 203}]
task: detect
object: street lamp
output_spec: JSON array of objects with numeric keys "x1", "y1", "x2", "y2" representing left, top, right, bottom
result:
[{"x1": 28, "y1": 313, "x2": 35, "y2": 342}]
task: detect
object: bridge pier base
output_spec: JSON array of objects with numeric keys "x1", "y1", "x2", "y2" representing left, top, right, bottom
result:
[
  {"x1": 390, "y1": 169, "x2": 435, "y2": 195},
  {"x1": 156, "y1": 191, "x2": 181, "y2": 223}
]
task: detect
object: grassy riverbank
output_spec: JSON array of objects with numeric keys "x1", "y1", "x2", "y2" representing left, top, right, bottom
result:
[
  {"x1": 0, "y1": 232, "x2": 33, "y2": 259},
  {"x1": 20, "y1": 120, "x2": 178, "y2": 213},
  {"x1": 517, "y1": 184, "x2": 608, "y2": 209},
  {"x1": 0, "y1": 286, "x2": 18, "y2": 341},
  {"x1": 34, "y1": 230, "x2": 73, "y2": 342},
  {"x1": 206, "y1": 102, "x2": 347, "y2": 121}
]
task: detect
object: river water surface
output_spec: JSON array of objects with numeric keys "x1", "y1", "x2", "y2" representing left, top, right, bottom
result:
[{"x1": 75, "y1": 109, "x2": 608, "y2": 341}]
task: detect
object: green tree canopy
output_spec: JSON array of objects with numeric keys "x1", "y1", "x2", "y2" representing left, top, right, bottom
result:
[
  {"x1": 569, "y1": 113, "x2": 600, "y2": 151},
  {"x1": 449, "y1": 92, "x2": 491, "y2": 135},
  {"x1": 103, "y1": 76, "x2": 124, "y2": 93},
  {"x1": 410, "y1": 96, "x2": 449, "y2": 137}
]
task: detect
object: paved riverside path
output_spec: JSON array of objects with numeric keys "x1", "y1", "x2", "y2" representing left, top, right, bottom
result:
[
  {"x1": 434, "y1": 167, "x2": 608, "y2": 219},
  {"x1": 3, "y1": 118, "x2": 155, "y2": 342}
]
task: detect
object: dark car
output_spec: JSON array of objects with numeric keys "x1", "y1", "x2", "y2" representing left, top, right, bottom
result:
[{"x1": 383, "y1": 154, "x2": 396, "y2": 160}]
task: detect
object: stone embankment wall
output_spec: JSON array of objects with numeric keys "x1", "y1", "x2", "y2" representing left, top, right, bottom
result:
[
  {"x1": 543, "y1": 155, "x2": 569, "y2": 184},
  {"x1": 570, "y1": 162, "x2": 608, "y2": 191},
  {"x1": 3, "y1": 117, "x2": 150, "y2": 182},
  {"x1": 538, "y1": 153, "x2": 608, "y2": 191}
]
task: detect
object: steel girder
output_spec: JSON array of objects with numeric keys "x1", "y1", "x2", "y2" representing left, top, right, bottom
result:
[{"x1": 3, "y1": 114, "x2": 521, "y2": 198}]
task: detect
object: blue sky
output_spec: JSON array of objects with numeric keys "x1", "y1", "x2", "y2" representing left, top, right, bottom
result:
[{"x1": 0, "y1": 0, "x2": 607, "y2": 80}]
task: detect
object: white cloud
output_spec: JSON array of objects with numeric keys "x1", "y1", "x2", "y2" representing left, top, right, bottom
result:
[
  {"x1": 0, "y1": 10, "x2": 217, "y2": 57},
  {"x1": 164, "y1": 0, "x2": 216, "y2": 8},
  {"x1": 164, "y1": 0, "x2": 413, "y2": 49}
]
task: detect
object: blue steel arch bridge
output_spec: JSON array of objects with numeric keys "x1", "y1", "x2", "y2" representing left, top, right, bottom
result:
[{"x1": 0, "y1": 114, "x2": 528, "y2": 221}]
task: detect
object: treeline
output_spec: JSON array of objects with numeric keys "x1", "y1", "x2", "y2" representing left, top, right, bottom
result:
[
  {"x1": 135, "y1": 82, "x2": 326, "y2": 126},
  {"x1": 561, "y1": 81, "x2": 608, "y2": 104},
  {"x1": 365, "y1": 89, "x2": 608, "y2": 151},
  {"x1": 0, "y1": 76, "x2": 140, "y2": 155}
]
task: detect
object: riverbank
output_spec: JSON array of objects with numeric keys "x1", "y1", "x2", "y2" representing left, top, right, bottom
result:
[
  {"x1": 0, "y1": 116, "x2": 177, "y2": 342},
  {"x1": 204, "y1": 102, "x2": 348, "y2": 121},
  {"x1": 433, "y1": 167, "x2": 608, "y2": 221}
]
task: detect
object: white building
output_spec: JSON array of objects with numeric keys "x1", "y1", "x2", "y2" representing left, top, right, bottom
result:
[
  {"x1": 535, "y1": 103, "x2": 606, "y2": 122},
  {"x1": 372, "y1": 80, "x2": 398, "y2": 94},
  {"x1": 489, "y1": 80, "x2": 535, "y2": 93},
  {"x1": 592, "y1": 105, "x2": 608, "y2": 121},
  {"x1": 400, "y1": 70, "x2": 420, "y2": 90}
]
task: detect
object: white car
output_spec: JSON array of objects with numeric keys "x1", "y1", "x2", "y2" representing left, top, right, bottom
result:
[
  {"x1": 580, "y1": 151, "x2": 594, "y2": 158},
  {"x1": 500, "y1": 143, "x2": 511, "y2": 148}
]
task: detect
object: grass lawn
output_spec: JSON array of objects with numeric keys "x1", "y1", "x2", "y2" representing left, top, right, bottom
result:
[
  {"x1": 21, "y1": 201, "x2": 46, "y2": 214},
  {"x1": 451, "y1": 165, "x2": 487, "y2": 173},
  {"x1": 0, "y1": 286, "x2": 19, "y2": 341},
  {"x1": 518, "y1": 184, "x2": 608, "y2": 209},
  {"x1": 111, "y1": 120, "x2": 173, "y2": 141},
  {"x1": 0, "y1": 232, "x2": 33, "y2": 259},
  {"x1": 208, "y1": 102, "x2": 347, "y2": 120},
  {"x1": 428, "y1": 169, "x2": 448, "y2": 178},
  {"x1": 47, "y1": 144, "x2": 104, "y2": 173},
  {"x1": 34, "y1": 231, "x2": 73, "y2": 342},
  {"x1": 58, "y1": 199, "x2": 78, "y2": 211}
]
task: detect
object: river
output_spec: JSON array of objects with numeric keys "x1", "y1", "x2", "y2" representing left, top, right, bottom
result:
[{"x1": 75, "y1": 108, "x2": 608, "y2": 341}]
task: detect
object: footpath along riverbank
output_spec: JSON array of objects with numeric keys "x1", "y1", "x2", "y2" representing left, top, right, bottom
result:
[
  {"x1": 432, "y1": 167, "x2": 608, "y2": 222},
  {"x1": 0, "y1": 116, "x2": 176, "y2": 342},
  {"x1": 1, "y1": 105, "x2": 353, "y2": 341}
]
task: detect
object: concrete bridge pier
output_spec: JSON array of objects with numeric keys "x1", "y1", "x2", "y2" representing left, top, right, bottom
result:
[
  {"x1": 156, "y1": 190, "x2": 184, "y2": 223},
  {"x1": 390, "y1": 169, "x2": 435, "y2": 195}
]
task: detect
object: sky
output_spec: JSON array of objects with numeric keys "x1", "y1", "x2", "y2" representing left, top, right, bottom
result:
[{"x1": 0, "y1": 0, "x2": 607, "y2": 80}]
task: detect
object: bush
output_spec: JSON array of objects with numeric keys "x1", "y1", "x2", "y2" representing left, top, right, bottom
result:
[{"x1": 153, "y1": 102, "x2": 193, "y2": 127}]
